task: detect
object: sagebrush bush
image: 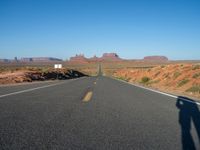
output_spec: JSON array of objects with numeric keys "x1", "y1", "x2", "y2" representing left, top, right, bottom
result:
[
  {"x1": 161, "y1": 65, "x2": 165, "y2": 68},
  {"x1": 193, "y1": 73, "x2": 200, "y2": 78},
  {"x1": 186, "y1": 85, "x2": 200, "y2": 93},
  {"x1": 173, "y1": 72, "x2": 181, "y2": 78},
  {"x1": 178, "y1": 79, "x2": 189, "y2": 87},
  {"x1": 192, "y1": 65, "x2": 200, "y2": 70},
  {"x1": 141, "y1": 76, "x2": 150, "y2": 83}
]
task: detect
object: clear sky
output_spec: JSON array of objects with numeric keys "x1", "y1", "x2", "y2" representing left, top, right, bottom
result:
[{"x1": 0, "y1": 0, "x2": 200, "y2": 60}]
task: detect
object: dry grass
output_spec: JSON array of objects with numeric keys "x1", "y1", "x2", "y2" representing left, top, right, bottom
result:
[
  {"x1": 186, "y1": 85, "x2": 200, "y2": 93},
  {"x1": 177, "y1": 79, "x2": 189, "y2": 87}
]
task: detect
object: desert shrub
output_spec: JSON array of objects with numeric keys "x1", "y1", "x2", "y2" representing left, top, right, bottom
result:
[
  {"x1": 193, "y1": 73, "x2": 200, "y2": 78},
  {"x1": 41, "y1": 68, "x2": 50, "y2": 73},
  {"x1": 173, "y1": 72, "x2": 181, "y2": 79},
  {"x1": 126, "y1": 77, "x2": 131, "y2": 82},
  {"x1": 141, "y1": 76, "x2": 150, "y2": 83},
  {"x1": 161, "y1": 65, "x2": 165, "y2": 68},
  {"x1": 178, "y1": 79, "x2": 189, "y2": 87},
  {"x1": 192, "y1": 65, "x2": 200, "y2": 70},
  {"x1": 186, "y1": 85, "x2": 200, "y2": 93},
  {"x1": 154, "y1": 79, "x2": 160, "y2": 83}
]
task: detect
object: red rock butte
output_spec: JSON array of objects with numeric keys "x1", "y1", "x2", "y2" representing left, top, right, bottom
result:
[
  {"x1": 69, "y1": 54, "x2": 88, "y2": 64},
  {"x1": 0, "y1": 53, "x2": 169, "y2": 64},
  {"x1": 69, "y1": 53, "x2": 122, "y2": 63},
  {"x1": 69, "y1": 53, "x2": 168, "y2": 63},
  {"x1": 101, "y1": 53, "x2": 122, "y2": 61}
]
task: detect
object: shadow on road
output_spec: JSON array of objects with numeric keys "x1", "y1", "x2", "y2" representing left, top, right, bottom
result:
[{"x1": 176, "y1": 96, "x2": 200, "y2": 150}]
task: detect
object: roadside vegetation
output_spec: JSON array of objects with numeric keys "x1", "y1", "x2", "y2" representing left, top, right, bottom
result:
[
  {"x1": 173, "y1": 72, "x2": 181, "y2": 79},
  {"x1": 113, "y1": 63, "x2": 200, "y2": 99},
  {"x1": 186, "y1": 85, "x2": 200, "y2": 94},
  {"x1": 193, "y1": 73, "x2": 200, "y2": 79},
  {"x1": 140, "y1": 76, "x2": 151, "y2": 84},
  {"x1": 192, "y1": 64, "x2": 200, "y2": 70},
  {"x1": 177, "y1": 79, "x2": 189, "y2": 87}
]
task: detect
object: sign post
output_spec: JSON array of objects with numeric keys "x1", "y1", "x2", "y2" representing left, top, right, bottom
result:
[{"x1": 54, "y1": 64, "x2": 62, "y2": 79}]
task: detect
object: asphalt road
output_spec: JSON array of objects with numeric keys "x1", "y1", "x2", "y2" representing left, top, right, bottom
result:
[{"x1": 0, "y1": 75, "x2": 200, "y2": 149}]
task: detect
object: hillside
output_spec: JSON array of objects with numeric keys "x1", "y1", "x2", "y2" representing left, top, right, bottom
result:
[{"x1": 113, "y1": 64, "x2": 200, "y2": 99}]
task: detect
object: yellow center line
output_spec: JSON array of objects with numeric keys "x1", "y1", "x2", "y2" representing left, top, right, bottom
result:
[{"x1": 82, "y1": 91, "x2": 93, "y2": 102}]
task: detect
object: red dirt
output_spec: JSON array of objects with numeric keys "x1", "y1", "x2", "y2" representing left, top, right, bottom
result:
[
  {"x1": 113, "y1": 64, "x2": 200, "y2": 99},
  {"x1": 0, "y1": 68, "x2": 86, "y2": 85}
]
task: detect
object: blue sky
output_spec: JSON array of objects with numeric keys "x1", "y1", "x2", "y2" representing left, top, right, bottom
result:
[{"x1": 0, "y1": 0, "x2": 200, "y2": 60}]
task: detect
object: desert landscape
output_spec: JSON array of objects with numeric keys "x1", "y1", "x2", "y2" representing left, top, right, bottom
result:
[
  {"x1": 1, "y1": 1, "x2": 200, "y2": 149},
  {"x1": 113, "y1": 63, "x2": 200, "y2": 99},
  {"x1": 1, "y1": 53, "x2": 200, "y2": 100}
]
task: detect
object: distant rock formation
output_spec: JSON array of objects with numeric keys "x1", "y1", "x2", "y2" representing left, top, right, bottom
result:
[
  {"x1": 69, "y1": 53, "x2": 123, "y2": 63},
  {"x1": 101, "y1": 53, "x2": 122, "y2": 61},
  {"x1": 20, "y1": 57, "x2": 62, "y2": 62},
  {"x1": 0, "y1": 59, "x2": 10, "y2": 63},
  {"x1": 89, "y1": 55, "x2": 101, "y2": 61},
  {"x1": 0, "y1": 53, "x2": 169, "y2": 64},
  {"x1": 143, "y1": 56, "x2": 168, "y2": 61},
  {"x1": 69, "y1": 54, "x2": 88, "y2": 63}
]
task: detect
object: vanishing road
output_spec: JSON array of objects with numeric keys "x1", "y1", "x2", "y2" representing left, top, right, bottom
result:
[{"x1": 0, "y1": 73, "x2": 200, "y2": 149}]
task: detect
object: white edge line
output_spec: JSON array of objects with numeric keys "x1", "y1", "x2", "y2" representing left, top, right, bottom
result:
[
  {"x1": 112, "y1": 77, "x2": 200, "y2": 106},
  {"x1": 0, "y1": 77, "x2": 85, "y2": 98}
]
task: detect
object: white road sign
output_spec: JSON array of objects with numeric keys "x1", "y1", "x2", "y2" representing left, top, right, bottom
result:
[{"x1": 54, "y1": 64, "x2": 62, "y2": 69}]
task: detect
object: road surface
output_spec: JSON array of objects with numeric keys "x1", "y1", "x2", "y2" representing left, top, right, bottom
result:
[{"x1": 0, "y1": 75, "x2": 200, "y2": 149}]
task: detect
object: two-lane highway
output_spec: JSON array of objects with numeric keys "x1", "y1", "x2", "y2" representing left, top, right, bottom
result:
[{"x1": 0, "y1": 76, "x2": 200, "y2": 149}]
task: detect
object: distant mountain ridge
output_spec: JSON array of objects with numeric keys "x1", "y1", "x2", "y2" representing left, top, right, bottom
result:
[
  {"x1": 0, "y1": 53, "x2": 169, "y2": 63},
  {"x1": 69, "y1": 53, "x2": 168, "y2": 63},
  {"x1": 0, "y1": 57, "x2": 62, "y2": 63},
  {"x1": 69, "y1": 53, "x2": 122, "y2": 63},
  {"x1": 143, "y1": 56, "x2": 168, "y2": 61}
]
